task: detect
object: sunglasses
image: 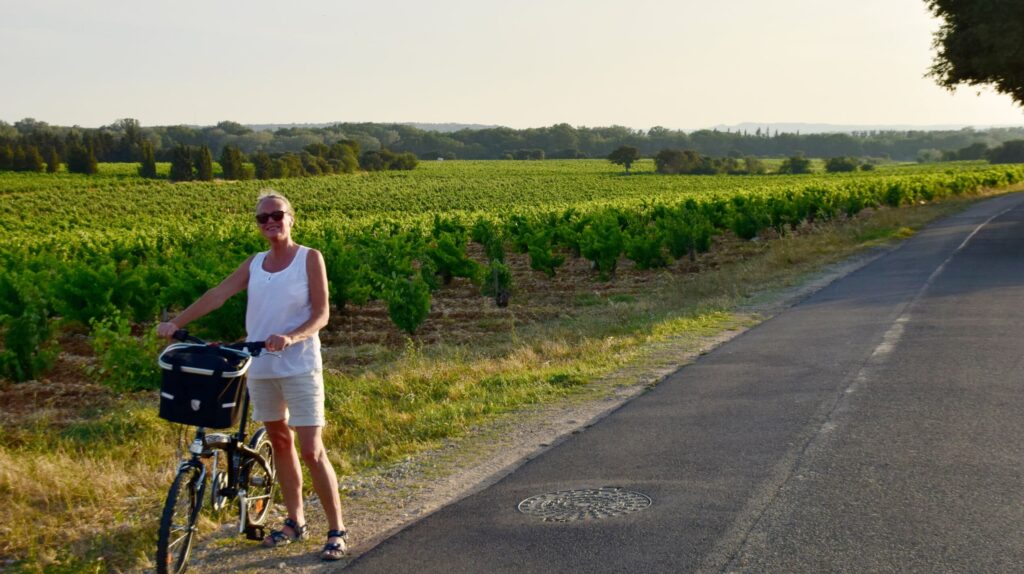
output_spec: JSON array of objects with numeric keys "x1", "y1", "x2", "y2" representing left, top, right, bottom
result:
[{"x1": 255, "y1": 210, "x2": 287, "y2": 224}]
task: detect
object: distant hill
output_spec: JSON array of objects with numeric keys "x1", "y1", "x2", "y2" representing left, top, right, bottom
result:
[
  {"x1": 709, "y1": 122, "x2": 1023, "y2": 134},
  {"x1": 404, "y1": 122, "x2": 499, "y2": 132},
  {"x1": 247, "y1": 122, "x2": 497, "y2": 133}
]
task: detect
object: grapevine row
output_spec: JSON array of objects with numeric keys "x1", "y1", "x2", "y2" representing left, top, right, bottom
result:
[{"x1": 0, "y1": 164, "x2": 1021, "y2": 384}]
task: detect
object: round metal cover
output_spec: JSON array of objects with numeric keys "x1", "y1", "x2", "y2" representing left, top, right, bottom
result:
[{"x1": 518, "y1": 487, "x2": 651, "y2": 522}]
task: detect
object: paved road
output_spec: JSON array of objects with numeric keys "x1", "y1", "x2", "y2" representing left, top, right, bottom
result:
[{"x1": 343, "y1": 194, "x2": 1024, "y2": 573}]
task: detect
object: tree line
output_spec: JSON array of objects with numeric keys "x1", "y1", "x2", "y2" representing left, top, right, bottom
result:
[
  {"x1": 2, "y1": 118, "x2": 1023, "y2": 171},
  {"x1": 0, "y1": 122, "x2": 418, "y2": 178}
]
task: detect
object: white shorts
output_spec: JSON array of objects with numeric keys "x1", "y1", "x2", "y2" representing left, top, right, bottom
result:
[{"x1": 247, "y1": 372, "x2": 325, "y2": 428}]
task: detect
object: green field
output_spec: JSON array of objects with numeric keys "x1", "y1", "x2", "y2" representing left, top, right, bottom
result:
[{"x1": 2, "y1": 159, "x2": 1024, "y2": 571}]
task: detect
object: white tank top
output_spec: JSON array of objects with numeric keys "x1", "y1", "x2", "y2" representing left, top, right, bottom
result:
[{"x1": 245, "y1": 246, "x2": 323, "y2": 379}]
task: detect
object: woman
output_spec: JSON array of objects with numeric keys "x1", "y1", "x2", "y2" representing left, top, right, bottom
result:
[{"x1": 156, "y1": 190, "x2": 348, "y2": 561}]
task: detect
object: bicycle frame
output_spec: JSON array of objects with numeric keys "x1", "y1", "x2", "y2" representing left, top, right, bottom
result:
[{"x1": 176, "y1": 388, "x2": 275, "y2": 536}]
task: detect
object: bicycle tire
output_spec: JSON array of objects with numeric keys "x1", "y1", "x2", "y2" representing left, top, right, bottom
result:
[
  {"x1": 156, "y1": 464, "x2": 205, "y2": 574},
  {"x1": 241, "y1": 428, "x2": 275, "y2": 527}
]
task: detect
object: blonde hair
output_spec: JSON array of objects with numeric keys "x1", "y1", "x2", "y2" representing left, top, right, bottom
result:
[{"x1": 255, "y1": 189, "x2": 294, "y2": 215}]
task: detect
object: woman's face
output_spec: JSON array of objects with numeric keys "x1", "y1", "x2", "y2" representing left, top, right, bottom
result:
[{"x1": 255, "y1": 197, "x2": 293, "y2": 242}]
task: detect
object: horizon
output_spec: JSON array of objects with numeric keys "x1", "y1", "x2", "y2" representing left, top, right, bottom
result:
[
  {"x1": 2, "y1": 0, "x2": 1022, "y2": 130},
  {"x1": 5, "y1": 118, "x2": 1024, "y2": 135}
]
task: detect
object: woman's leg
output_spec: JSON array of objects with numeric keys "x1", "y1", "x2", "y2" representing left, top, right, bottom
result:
[
  {"x1": 295, "y1": 426, "x2": 345, "y2": 544},
  {"x1": 264, "y1": 419, "x2": 306, "y2": 535}
]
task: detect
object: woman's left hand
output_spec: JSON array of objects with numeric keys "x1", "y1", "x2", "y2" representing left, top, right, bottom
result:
[{"x1": 265, "y1": 334, "x2": 293, "y2": 353}]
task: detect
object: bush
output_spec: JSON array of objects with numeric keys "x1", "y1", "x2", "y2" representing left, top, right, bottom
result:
[
  {"x1": 89, "y1": 313, "x2": 162, "y2": 392},
  {"x1": 427, "y1": 231, "x2": 482, "y2": 286},
  {"x1": 659, "y1": 205, "x2": 714, "y2": 261},
  {"x1": 824, "y1": 156, "x2": 860, "y2": 173},
  {"x1": 624, "y1": 225, "x2": 668, "y2": 269},
  {"x1": 321, "y1": 233, "x2": 371, "y2": 311},
  {"x1": 580, "y1": 212, "x2": 624, "y2": 279},
  {"x1": 0, "y1": 272, "x2": 57, "y2": 382},
  {"x1": 481, "y1": 260, "x2": 512, "y2": 307},
  {"x1": 390, "y1": 152, "x2": 419, "y2": 170},
  {"x1": 52, "y1": 262, "x2": 119, "y2": 327},
  {"x1": 471, "y1": 218, "x2": 506, "y2": 262},
  {"x1": 525, "y1": 228, "x2": 565, "y2": 278},
  {"x1": 777, "y1": 155, "x2": 812, "y2": 174},
  {"x1": 386, "y1": 276, "x2": 431, "y2": 335},
  {"x1": 744, "y1": 156, "x2": 766, "y2": 174},
  {"x1": 729, "y1": 196, "x2": 770, "y2": 239}
]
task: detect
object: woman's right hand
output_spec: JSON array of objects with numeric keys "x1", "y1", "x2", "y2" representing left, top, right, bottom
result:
[{"x1": 156, "y1": 322, "x2": 180, "y2": 340}]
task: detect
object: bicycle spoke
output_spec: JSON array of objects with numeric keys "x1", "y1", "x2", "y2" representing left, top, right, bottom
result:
[{"x1": 167, "y1": 530, "x2": 192, "y2": 549}]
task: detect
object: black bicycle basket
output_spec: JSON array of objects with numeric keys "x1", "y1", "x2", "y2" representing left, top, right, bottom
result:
[{"x1": 157, "y1": 343, "x2": 253, "y2": 428}]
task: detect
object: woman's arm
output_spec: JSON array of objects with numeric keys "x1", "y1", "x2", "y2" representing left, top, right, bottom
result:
[
  {"x1": 156, "y1": 255, "x2": 254, "y2": 339},
  {"x1": 264, "y1": 249, "x2": 329, "y2": 352}
]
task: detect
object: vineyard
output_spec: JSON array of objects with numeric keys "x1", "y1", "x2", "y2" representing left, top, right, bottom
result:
[
  {"x1": 2, "y1": 159, "x2": 1023, "y2": 385},
  {"x1": 3, "y1": 159, "x2": 1024, "y2": 571}
]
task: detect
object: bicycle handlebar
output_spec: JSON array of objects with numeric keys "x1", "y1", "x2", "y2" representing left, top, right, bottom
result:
[{"x1": 172, "y1": 329, "x2": 267, "y2": 357}]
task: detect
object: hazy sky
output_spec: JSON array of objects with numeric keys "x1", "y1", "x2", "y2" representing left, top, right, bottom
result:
[{"x1": 2, "y1": 0, "x2": 1021, "y2": 130}]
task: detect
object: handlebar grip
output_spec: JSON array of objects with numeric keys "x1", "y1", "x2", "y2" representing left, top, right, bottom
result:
[
  {"x1": 172, "y1": 329, "x2": 205, "y2": 344},
  {"x1": 222, "y1": 341, "x2": 267, "y2": 356}
]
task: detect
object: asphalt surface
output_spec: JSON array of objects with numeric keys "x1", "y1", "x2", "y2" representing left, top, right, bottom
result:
[{"x1": 343, "y1": 193, "x2": 1024, "y2": 573}]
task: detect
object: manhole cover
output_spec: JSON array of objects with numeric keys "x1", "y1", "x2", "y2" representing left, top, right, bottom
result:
[{"x1": 518, "y1": 487, "x2": 652, "y2": 522}]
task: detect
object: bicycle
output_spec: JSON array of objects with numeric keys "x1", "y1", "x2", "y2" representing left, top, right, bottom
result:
[{"x1": 155, "y1": 330, "x2": 276, "y2": 574}]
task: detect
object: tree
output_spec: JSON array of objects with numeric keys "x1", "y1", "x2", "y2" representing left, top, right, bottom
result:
[
  {"x1": 328, "y1": 141, "x2": 359, "y2": 173},
  {"x1": 169, "y1": 145, "x2": 193, "y2": 182},
  {"x1": 359, "y1": 150, "x2": 386, "y2": 171},
  {"x1": 252, "y1": 151, "x2": 274, "y2": 180},
  {"x1": 927, "y1": 1, "x2": 1024, "y2": 106},
  {"x1": 45, "y1": 147, "x2": 60, "y2": 173},
  {"x1": 16, "y1": 145, "x2": 45, "y2": 173},
  {"x1": 219, "y1": 144, "x2": 246, "y2": 180},
  {"x1": 987, "y1": 140, "x2": 1024, "y2": 164},
  {"x1": 0, "y1": 144, "x2": 12, "y2": 171},
  {"x1": 139, "y1": 141, "x2": 157, "y2": 178},
  {"x1": 655, "y1": 149, "x2": 703, "y2": 174},
  {"x1": 193, "y1": 145, "x2": 213, "y2": 181},
  {"x1": 608, "y1": 146, "x2": 640, "y2": 174},
  {"x1": 824, "y1": 156, "x2": 860, "y2": 172},
  {"x1": 952, "y1": 142, "x2": 989, "y2": 161},
  {"x1": 777, "y1": 155, "x2": 812, "y2": 174},
  {"x1": 916, "y1": 148, "x2": 944, "y2": 163},
  {"x1": 743, "y1": 156, "x2": 766, "y2": 175},
  {"x1": 390, "y1": 152, "x2": 419, "y2": 170},
  {"x1": 66, "y1": 144, "x2": 98, "y2": 174}
]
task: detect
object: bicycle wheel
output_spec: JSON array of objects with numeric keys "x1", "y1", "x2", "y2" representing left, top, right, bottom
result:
[
  {"x1": 240, "y1": 427, "x2": 275, "y2": 527},
  {"x1": 156, "y1": 465, "x2": 205, "y2": 574}
]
